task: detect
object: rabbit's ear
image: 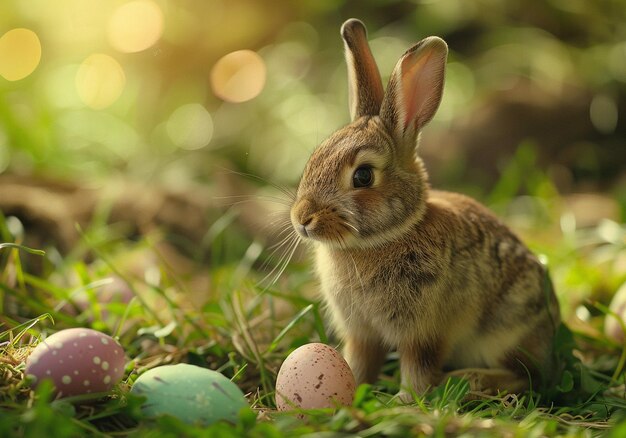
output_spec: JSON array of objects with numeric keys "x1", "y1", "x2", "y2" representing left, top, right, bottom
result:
[
  {"x1": 380, "y1": 37, "x2": 447, "y2": 150},
  {"x1": 341, "y1": 19, "x2": 384, "y2": 121}
]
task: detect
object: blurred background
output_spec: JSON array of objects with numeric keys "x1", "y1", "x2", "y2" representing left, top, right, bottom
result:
[{"x1": 0, "y1": 0, "x2": 625, "y2": 281}]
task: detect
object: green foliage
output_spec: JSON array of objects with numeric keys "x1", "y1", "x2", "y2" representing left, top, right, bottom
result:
[
  {"x1": 0, "y1": 382, "x2": 83, "y2": 438},
  {"x1": 2, "y1": 202, "x2": 625, "y2": 436},
  {"x1": 1, "y1": 130, "x2": 625, "y2": 437}
]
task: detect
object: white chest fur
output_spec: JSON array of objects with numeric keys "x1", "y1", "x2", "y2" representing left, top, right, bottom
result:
[{"x1": 313, "y1": 243, "x2": 433, "y2": 347}]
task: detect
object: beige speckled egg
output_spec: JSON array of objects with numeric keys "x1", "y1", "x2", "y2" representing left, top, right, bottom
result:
[{"x1": 275, "y1": 343, "x2": 356, "y2": 411}]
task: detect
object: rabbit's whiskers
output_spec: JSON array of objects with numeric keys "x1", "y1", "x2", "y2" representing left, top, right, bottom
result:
[
  {"x1": 219, "y1": 168, "x2": 296, "y2": 202},
  {"x1": 259, "y1": 225, "x2": 297, "y2": 274},
  {"x1": 258, "y1": 230, "x2": 301, "y2": 288},
  {"x1": 215, "y1": 194, "x2": 293, "y2": 208},
  {"x1": 266, "y1": 224, "x2": 297, "y2": 251},
  {"x1": 340, "y1": 220, "x2": 359, "y2": 235},
  {"x1": 216, "y1": 169, "x2": 303, "y2": 288}
]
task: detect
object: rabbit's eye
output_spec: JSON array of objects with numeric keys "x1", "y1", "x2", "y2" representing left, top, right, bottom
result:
[{"x1": 353, "y1": 166, "x2": 373, "y2": 188}]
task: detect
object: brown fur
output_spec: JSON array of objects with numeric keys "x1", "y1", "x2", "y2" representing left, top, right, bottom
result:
[{"x1": 290, "y1": 19, "x2": 560, "y2": 399}]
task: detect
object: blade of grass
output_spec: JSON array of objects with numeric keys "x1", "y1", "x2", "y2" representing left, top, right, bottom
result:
[
  {"x1": 230, "y1": 290, "x2": 273, "y2": 397},
  {"x1": 0, "y1": 283, "x2": 75, "y2": 326},
  {"x1": 76, "y1": 226, "x2": 165, "y2": 327},
  {"x1": 311, "y1": 303, "x2": 328, "y2": 344},
  {"x1": 147, "y1": 283, "x2": 208, "y2": 340},
  {"x1": 0, "y1": 243, "x2": 46, "y2": 256},
  {"x1": 591, "y1": 301, "x2": 626, "y2": 381},
  {"x1": 0, "y1": 314, "x2": 54, "y2": 345},
  {"x1": 265, "y1": 303, "x2": 314, "y2": 354}
]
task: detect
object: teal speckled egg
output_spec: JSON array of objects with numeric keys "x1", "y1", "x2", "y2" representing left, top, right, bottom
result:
[{"x1": 131, "y1": 363, "x2": 248, "y2": 425}]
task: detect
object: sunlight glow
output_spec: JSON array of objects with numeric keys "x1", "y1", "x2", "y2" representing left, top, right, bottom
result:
[
  {"x1": 75, "y1": 54, "x2": 126, "y2": 109},
  {"x1": 0, "y1": 28, "x2": 42, "y2": 81},
  {"x1": 210, "y1": 50, "x2": 266, "y2": 103},
  {"x1": 108, "y1": 0, "x2": 163, "y2": 53}
]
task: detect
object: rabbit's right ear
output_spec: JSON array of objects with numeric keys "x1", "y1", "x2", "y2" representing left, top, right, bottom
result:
[
  {"x1": 380, "y1": 37, "x2": 447, "y2": 156},
  {"x1": 341, "y1": 19, "x2": 384, "y2": 121}
]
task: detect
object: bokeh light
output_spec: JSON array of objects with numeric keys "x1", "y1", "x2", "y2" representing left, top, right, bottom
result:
[
  {"x1": 590, "y1": 94, "x2": 618, "y2": 134},
  {"x1": 107, "y1": 0, "x2": 163, "y2": 53},
  {"x1": 0, "y1": 28, "x2": 42, "y2": 81},
  {"x1": 0, "y1": 130, "x2": 9, "y2": 173},
  {"x1": 44, "y1": 65, "x2": 83, "y2": 109},
  {"x1": 210, "y1": 50, "x2": 266, "y2": 103},
  {"x1": 166, "y1": 103, "x2": 214, "y2": 150},
  {"x1": 75, "y1": 54, "x2": 126, "y2": 110}
]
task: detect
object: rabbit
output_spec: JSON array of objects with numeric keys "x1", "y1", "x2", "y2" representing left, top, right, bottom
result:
[{"x1": 289, "y1": 18, "x2": 561, "y2": 399}]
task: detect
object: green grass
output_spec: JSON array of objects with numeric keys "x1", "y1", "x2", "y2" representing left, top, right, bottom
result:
[{"x1": 1, "y1": 166, "x2": 626, "y2": 437}]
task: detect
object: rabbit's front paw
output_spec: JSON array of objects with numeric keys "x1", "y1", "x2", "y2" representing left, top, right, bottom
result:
[
  {"x1": 343, "y1": 335, "x2": 387, "y2": 385},
  {"x1": 396, "y1": 389, "x2": 418, "y2": 404}
]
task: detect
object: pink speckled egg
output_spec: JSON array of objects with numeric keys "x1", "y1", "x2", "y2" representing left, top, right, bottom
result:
[
  {"x1": 275, "y1": 343, "x2": 356, "y2": 411},
  {"x1": 25, "y1": 328, "x2": 125, "y2": 397}
]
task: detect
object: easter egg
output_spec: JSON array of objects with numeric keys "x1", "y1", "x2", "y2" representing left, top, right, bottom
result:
[
  {"x1": 131, "y1": 363, "x2": 248, "y2": 425},
  {"x1": 25, "y1": 328, "x2": 125, "y2": 397},
  {"x1": 275, "y1": 343, "x2": 356, "y2": 411},
  {"x1": 605, "y1": 282, "x2": 626, "y2": 343}
]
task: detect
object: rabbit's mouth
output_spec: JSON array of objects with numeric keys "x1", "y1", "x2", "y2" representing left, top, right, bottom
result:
[
  {"x1": 291, "y1": 199, "x2": 359, "y2": 247},
  {"x1": 292, "y1": 214, "x2": 357, "y2": 245}
]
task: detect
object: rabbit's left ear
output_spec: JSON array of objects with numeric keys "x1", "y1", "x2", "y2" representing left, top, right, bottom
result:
[
  {"x1": 341, "y1": 19, "x2": 384, "y2": 121},
  {"x1": 380, "y1": 37, "x2": 448, "y2": 150}
]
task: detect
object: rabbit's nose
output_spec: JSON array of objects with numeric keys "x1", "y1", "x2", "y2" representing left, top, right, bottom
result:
[
  {"x1": 292, "y1": 197, "x2": 318, "y2": 238},
  {"x1": 298, "y1": 216, "x2": 314, "y2": 237}
]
